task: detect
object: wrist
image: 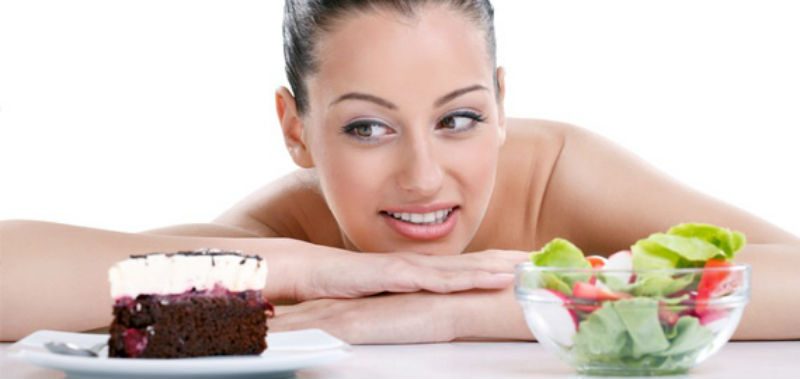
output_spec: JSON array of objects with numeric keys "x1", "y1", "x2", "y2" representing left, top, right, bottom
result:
[
  {"x1": 448, "y1": 291, "x2": 482, "y2": 340},
  {"x1": 266, "y1": 237, "x2": 359, "y2": 301},
  {"x1": 259, "y1": 237, "x2": 319, "y2": 302},
  {"x1": 450, "y1": 287, "x2": 534, "y2": 341}
]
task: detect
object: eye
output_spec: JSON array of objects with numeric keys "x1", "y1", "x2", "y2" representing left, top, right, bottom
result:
[
  {"x1": 437, "y1": 111, "x2": 487, "y2": 133},
  {"x1": 341, "y1": 120, "x2": 393, "y2": 141}
]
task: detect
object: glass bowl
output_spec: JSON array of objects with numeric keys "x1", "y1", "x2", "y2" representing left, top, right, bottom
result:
[{"x1": 514, "y1": 262, "x2": 750, "y2": 376}]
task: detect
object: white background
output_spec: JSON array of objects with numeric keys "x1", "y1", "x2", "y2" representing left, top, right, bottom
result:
[{"x1": 0, "y1": 0, "x2": 798, "y2": 236}]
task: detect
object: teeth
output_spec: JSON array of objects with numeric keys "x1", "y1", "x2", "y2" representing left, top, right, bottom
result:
[{"x1": 387, "y1": 208, "x2": 454, "y2": 225}]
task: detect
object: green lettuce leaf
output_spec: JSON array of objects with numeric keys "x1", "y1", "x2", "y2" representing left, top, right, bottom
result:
[
  {"x1": 573, "y1": 301, "x2": 629, "y2": 359},
  {"x1": 659, "y1": 316, "x2": 714, "y2": 356},
  {"x1": 630, "y1": 273, "x2": 695, "y2": 297},
  {"x1": 632, "y1": 223, "x2": 746, "y2": 271},
  {"x1": 612, "y1": 298, "x2": 670, "y2": 358},
  {"x1": 631, "y1": 239, "x2": 683, "y2": 270},
  {"x1": 539, "y1": 272, "x2": 573, "y2": 295},
  {"x1": 628, "y1": 223, "x2": 746, "y2": 301},
  {"x1": 530, "y1": 238, "x2": 592, "y2": 294},
  {"x1": 572, "y1": 298, "x2": 714, "y2": 373},
  {"x1": 531, "y1": 238, "x2": 591, "y2": 268},
  {"x1": 667, "y1": 223, "x2": 746, "y2": 259},
  {"x1": 645, "y1": 234, "x2": 725, "y2": 262},
  {"x1": 574, "y1": 298, "x2": 669, "y2": 360}
]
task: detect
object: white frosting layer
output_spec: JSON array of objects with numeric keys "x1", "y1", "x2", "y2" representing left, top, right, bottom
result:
[{"x1": 108, "y1": 249, "x2": 268, "y2": 299}]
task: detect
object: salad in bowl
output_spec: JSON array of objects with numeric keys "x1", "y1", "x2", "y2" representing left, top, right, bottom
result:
[{"x1": 515, "y1": 223, "x2": 751, "y2": 376}]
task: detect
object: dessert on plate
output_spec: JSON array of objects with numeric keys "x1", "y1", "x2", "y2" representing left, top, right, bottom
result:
[{"x1": 107, "y1": 249, "x2": 272, "y2": 358}]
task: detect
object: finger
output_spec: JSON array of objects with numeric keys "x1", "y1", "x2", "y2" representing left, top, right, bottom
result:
[
  {"x1": 401, "y1": 251, "x2": 530, "y2": 273},
  {"x1": 404, "y1": 269, "x2": 515, "y2": 293},
  {"x1": 269, "y1": 313, "x2": 304, "y2": 333},
  {"x1": 272, "y1": 304, "x2": 296, "y2": 317},
  {"x1": 272, "y1": 300, "x2": 327, "y2": 318},
  {"x1": 272, "y1": 299, "x2": 343, "y2": 329},
  {"x1": 270, "y1": 307, "x2": 319, "y2": 333}
]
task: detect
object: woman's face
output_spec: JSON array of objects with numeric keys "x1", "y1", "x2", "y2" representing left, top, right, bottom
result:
[{"x1": 290, "y1": 4, "x2": 505, "y2": 255}]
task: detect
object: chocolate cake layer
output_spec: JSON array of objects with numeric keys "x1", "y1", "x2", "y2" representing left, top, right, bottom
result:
[{"x1": 109, "y1": 289, "x2": 272, "y2": 358}]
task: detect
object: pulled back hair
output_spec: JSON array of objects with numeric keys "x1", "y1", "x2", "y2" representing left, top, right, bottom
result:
[{"x1": 283, "y1": 0, "x2": 497, "y2": 116}]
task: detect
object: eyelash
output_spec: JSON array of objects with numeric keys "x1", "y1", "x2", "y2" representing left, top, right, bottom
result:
[{"x1": 340, "y1": 110, "x2": 487, "y2": 143}]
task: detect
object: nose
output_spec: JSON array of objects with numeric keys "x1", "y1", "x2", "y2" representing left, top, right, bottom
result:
[{"x1": 396, "y1": 135, "x2": 444, "y2": 197}]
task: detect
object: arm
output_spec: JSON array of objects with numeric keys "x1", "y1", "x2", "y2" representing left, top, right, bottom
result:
[
  {"x1": 0, "y1": 220, "x2": 519, "y2": 341},
  {"x1": 269, "y1": 285, "x2": 532, "y2": 344},
  {"x1": 269, "y1": 244, "x2": 799, "y2": 344},
  {"x1": 0, "y1": 220, "x2": 296, "y2": 341},
  {"x1": 536, "y1": 123, "x2": 800, "y2": 340},
  {"x1": 729, "y1": 243, "x2": 799, "y2": 339},
  {"x1": 140, "y1": 223, "x2": 265, "y2": 238}
]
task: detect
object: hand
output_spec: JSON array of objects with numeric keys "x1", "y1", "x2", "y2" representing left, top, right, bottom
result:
[
  {"x1": 270, "y1": 292, "x2": 460, "y2": 344},
  {"x1": 292, "y1": 249, "x2": 530, "y2": 301},
  {"x1": 270, "y1": 285, "x2": 534, "y2": 344}
]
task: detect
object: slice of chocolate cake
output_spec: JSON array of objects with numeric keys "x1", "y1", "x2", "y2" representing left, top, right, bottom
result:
[{"x1": 107, "y1": 249, "x2": 272, "y2": 358}]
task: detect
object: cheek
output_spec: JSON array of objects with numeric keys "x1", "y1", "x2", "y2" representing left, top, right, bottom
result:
[
  {"x1": 444, "y1": 134, "x2": 500, "y2": 199},
  {"x1": 439, "y1": 131, "x2": 501, "y2": 243},
  {"x1": 313, "y1": 140, "x2": 388, "y2": 226}
]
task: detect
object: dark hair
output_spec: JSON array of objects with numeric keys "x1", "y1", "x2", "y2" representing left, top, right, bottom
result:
[{"x1": 283, "y1": 0, "x2": 497, "y2": 116}]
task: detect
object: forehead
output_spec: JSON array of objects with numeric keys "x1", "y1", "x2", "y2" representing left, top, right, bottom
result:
[{"x1": 309, "y1": 4, "x2": 493, "y2": 109}]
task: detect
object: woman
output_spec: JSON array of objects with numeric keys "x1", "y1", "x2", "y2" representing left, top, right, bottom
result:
[{"x1": 1, "y1": 0, "x2": 798, "y2": 343}]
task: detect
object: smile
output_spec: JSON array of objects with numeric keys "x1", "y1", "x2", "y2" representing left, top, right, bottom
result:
[
  {"x1": 383, "y1": 207, "x2": 455, "y2": 225},
  {"x1": 379, "y1": 206, "x2": 460, "y2": 241}
]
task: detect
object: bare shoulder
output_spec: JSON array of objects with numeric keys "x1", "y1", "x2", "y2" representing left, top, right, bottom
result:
[
  {"x1": 533, "y1": 120, "x2": 798, "y2": 254},
  {"x1": 214, "y1": 169, "x2": 343, "y2": 247}
]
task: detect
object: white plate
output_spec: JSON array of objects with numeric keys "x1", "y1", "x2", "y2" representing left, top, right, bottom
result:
[{"x1": 8, "y1": 329, "x2": 350, "y2": 378}]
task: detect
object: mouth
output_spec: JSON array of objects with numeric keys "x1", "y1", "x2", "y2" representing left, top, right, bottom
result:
[{"x1": 378, "y1": 205, "x2": 460, "y2": 241}]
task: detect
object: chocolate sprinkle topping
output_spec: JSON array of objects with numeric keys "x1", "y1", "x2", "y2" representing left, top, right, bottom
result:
[{"x1": 129, "y1": 248, "x2": 262, "y2": 262}]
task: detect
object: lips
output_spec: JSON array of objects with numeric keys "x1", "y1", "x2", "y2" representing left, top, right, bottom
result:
[
  {"x1": 379, "y1": 205, "x2": 460, "y2": 241},
  {"x1": 381, "y1": 203, "x2": 459, "y2": 214}
]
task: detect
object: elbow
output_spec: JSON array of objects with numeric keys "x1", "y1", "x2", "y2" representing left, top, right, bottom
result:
[
  {"x1": 0, "y1": 219, "x2": 56, "y2": 341},
  {"x1": 0, "y1": 220, "x2": 22, "y2": 341}
]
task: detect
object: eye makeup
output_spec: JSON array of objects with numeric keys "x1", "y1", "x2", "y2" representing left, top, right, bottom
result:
[{"x1": 339, "y1": 109, "x2": 488, "y2": 144}]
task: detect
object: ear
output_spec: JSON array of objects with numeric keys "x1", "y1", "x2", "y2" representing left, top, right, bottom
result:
[
  {"x1": 275, "y1": 86, "x2": 314, "y2": 168},
  {"x1": 495, "y1": 66, "x2": 507, "y2": 146}
]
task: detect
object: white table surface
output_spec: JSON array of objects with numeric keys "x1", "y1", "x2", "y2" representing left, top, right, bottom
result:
[{"x1": 2, "y1": 340, "x2": 799, "y2": 379}]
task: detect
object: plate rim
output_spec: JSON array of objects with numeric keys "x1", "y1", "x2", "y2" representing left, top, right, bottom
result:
[{"x1": 8, "y1": 329, "x2": 351, "y2": 377}]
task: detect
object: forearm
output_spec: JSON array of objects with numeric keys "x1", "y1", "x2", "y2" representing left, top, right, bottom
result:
[
  {"x1": 140, "y1": 223, "x2": 263, "y2": 238},
  {"x1": 453, "y1": 286, "x2": 534, "y2": 341},
  {"x1": 0, "y1": 219, "x2": 333, "y2": 341},
  {"x1": 731, "y1": 243, "x2": 800, "y2": 340}
]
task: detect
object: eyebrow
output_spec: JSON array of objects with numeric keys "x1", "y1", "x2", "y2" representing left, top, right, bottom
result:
[{"x1": 328, "y1": 84, "x2": 489, "y2": 109}]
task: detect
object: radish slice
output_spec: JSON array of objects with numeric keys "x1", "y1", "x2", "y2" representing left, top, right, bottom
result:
[
  {"x1": 523, "y1": 289, "x2": 578, "y2": 347},
  {"x1": 604, "y1": 250, "x2": 633, "y2": 284}
]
